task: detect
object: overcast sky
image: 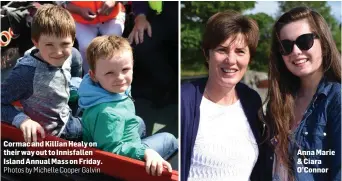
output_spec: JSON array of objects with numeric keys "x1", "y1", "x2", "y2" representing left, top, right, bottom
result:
[{"x1": 244, "y1": 1, "x2": 341, "y2": 23}]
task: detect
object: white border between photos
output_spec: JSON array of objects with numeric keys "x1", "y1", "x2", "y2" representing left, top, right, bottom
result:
[{"x1": 178, "y1": 1, "x2": 181, "y2": 180}]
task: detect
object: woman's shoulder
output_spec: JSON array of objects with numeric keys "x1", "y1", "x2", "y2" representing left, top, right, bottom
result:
[
  {"x1": 325, "y1": 81, "x2": 341, "y2": 106},
  {"x1": 315, "y1": 81, "x2": 341, "y2": 121},
  {"x1": 322, "y1": 82, "x2": 341, "y2": 129},
  {"x1": 237, "y1": 82, "x2": 262, "y2": 102},
  {"x1": 181, "y1": 77, "x2": 207, "y2": 95},
  {"x1": 326, "y1": 81, "x2": 341, "y2": 94},
  {"x1": 321, "y1": 81, "x2": 341, "y2": 100}
]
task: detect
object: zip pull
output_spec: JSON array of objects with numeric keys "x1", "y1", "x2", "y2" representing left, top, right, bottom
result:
[
  {"x1": 128, "y1": 94, "x2": 135, "y2": 102},
  {"x1": 75, "y1": 107, "x2": 83, "y2": 117},
  {"x1": 262, "y1": 123, "x2": 266, "y2": 136}
]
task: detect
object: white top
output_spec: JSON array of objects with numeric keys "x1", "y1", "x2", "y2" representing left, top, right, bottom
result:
[
  {"x1": 187, "y1": 96, "x2": 259, "y2": 181},
  {"x1": 272, "y1": 153, "x2": 289, "y2": 181}
]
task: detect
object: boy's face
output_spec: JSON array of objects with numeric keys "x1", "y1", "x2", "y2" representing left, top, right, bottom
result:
[
  {"x1": 90, "y1": 51, "x2": 133, "y2": 93},
  {"x1": 32, "y1": 34, "x2": 74, "y2": 67}
]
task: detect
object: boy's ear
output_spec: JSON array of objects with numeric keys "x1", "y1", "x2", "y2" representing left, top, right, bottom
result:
[
  {"x1": 89, "y1": 70, "x2": 98, "y2": 82},
  {"x1": 32, "y1": 38, "x2": 38, "y2": 47}
]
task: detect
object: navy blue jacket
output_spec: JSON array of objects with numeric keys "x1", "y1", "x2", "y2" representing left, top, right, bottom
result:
[{"x1": 181, "y1": 78, "x2": 272, "y2": 181}]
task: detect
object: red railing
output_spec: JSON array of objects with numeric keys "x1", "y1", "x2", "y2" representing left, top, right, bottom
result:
[{"x1": 1, "y1": 122, "x2": 178, "y2": 181}]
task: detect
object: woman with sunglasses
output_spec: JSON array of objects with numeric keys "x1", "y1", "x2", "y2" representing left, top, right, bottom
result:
[
  {"x1": 181, "y1": 10, "x2": 270, "y2": 181},
  {"x1": 263, "y1": 6, "x2": 341, "y2": 181}
]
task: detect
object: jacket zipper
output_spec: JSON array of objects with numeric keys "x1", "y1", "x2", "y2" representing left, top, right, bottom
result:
[{"x1": 60, "y1": 69, "x2": 69, "y2": 97}]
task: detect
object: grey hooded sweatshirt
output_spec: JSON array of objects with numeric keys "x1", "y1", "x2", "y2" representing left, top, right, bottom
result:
[{"x1": 1, "y1": 48, "x2": 79, "y2": 136}]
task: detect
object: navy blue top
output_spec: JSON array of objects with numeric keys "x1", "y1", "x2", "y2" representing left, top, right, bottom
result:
[
  {"x1": 181, "y1": 78, "x2": 271, "y2": 181},
  {"x1": 132, "y1": 1, "x2": 149, "y2": 16}
]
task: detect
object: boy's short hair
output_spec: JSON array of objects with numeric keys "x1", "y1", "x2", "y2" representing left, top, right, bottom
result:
[
  {"x1": 31, "y1": 4, "x2": 76, "y2": 42},
  {"x1": 87, "y1": 35, "x2": 133, "y2": 71}
]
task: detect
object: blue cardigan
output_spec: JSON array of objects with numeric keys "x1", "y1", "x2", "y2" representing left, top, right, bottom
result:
[{"x1": 181, "y1": 78, "x2": 272, "y2": 181}]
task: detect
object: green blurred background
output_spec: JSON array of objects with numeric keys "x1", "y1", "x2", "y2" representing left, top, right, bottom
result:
[{"x1": 181, "y1": 1, "x2": 342, "y2": 78}]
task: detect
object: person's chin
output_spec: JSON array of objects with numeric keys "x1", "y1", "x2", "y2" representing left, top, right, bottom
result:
[
  {"x1": 219, "y1": 79, "x2": 238, "y2": 88},
  {"x1": 50, "y1": 63, "x2": 64, "y2": 67},
  {"x1": 48, "y1": 60, "x2": 66, "y2": 67},
  {"x1": 289, "y1": 67, "x2": 311, "y2": 77},
  {"x1": 115, "y1": 85, "x2": 128, "y2": 93},
  {"x1": 293, "y1": 71, "x2": 314, "y2": 78}
]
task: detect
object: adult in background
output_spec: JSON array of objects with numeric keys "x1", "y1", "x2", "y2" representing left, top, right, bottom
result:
[
  {"x1": 60, "y1": 1, "x2": 125, "y2": 73},
  {"x1": 129, "y1": 1, "x2": 178, "y2": 106}
]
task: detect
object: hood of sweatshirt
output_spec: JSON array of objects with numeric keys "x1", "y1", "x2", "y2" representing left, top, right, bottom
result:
[{"x1": 78, "y1": 74, "x2": 131, "y2": 109}]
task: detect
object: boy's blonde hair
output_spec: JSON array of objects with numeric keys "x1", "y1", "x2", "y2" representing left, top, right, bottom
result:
[
  {"x1": 87, "y1": 35, "x2": 133, "y2": 71},
  {"x1": 31, "y1": 4, "x2": 76, "y2": 41}
]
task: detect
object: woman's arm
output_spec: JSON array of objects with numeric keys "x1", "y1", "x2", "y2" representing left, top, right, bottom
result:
[{"x1": 327, "y1": 90, "x2": 341, "y2": 180}]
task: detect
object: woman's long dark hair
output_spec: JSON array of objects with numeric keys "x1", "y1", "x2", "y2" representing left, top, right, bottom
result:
[{"x1": 263, "y1": 6, "x2": 341, "y2": 179}]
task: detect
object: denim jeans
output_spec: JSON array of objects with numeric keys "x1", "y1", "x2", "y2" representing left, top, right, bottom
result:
[
  {"x1": 137, "y1": 118, "x2": 178, "y2": 160},
  {"x1": 137, "y1": 117, "x2": 147, "y2": 138},
  {"x1": 60, "y1": 116, "x2": 82, "y2": 141},
  {"x1": 142, "y1": 133, "x2": 178, "y2": 160}
]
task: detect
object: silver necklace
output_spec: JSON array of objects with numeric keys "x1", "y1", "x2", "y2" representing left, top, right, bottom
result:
[{"x1": 204, "y1": 88, "x2": 215, "y2": 103}]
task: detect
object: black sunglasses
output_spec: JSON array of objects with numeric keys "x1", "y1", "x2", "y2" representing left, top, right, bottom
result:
[{"x1": 279, "y1": 33, "x2": 319, "y2": 56}]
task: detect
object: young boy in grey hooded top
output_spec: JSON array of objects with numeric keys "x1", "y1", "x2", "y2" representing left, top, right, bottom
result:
[{"x1": 1, "y1": 4, "x2": 82, "y2": 142}]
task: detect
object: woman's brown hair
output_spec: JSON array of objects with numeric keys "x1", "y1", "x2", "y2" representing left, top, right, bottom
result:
[
  {"x1": 202, "y1": 10, "x2": 259, "y2": 68},
  {"x1": 264, "y1": 6, "x2": 341, "y2": 179}
]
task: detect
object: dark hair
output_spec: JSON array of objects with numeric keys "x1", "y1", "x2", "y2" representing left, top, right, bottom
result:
[
  {"x1": 202, "y1": 10, "x2": 259, "y2": 68},
  {"x1": 264, "y1": 6, "x2": 341, "y2": 179}
]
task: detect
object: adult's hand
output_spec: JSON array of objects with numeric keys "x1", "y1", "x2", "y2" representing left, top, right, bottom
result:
[
  {"x1": 64, "y1": 3, "x2": 97, "y2": 21},
  {"x1": 128, "y1": 14, "x2": 152, "y2": 45},
  {"x1": 78, "y1": 8, "x2": 97, "y2": 21},
  {"x1": 98, "y1": 0, "x2": 116, "y2": 16}
]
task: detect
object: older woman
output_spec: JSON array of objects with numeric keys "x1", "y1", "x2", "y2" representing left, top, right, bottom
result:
[
  {"x1": 264, "y1": 6, "x2": 341, "y2": 181},
  {"x1": 181, "y1": 10, "x2": 269, "y2": 181}
]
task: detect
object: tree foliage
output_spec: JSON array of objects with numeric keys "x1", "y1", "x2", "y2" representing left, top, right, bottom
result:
[
  {"x1": 182, "y1": 1, "x2": 255, "y2": 24},
  {"x1": 181, "y1": 2, "x2": 256, "y2": 71},
  {"x1": 247, "y1": 13, "x2": 274, "y2": 72},
  {"x1": 181, "y1": 1, "x2": 341, "y2": 75}
]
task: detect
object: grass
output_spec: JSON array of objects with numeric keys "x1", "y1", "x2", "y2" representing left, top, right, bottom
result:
[
  {"x1": 181, "y1": 62, "x2": 208, "y2": 78},
  {"x1": 181, "y1": 70, "x2": 208, "y2": 78}
]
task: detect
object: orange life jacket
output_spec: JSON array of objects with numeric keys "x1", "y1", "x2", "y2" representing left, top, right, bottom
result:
[{"x1": 70, "y1": 1, "x2": 125, "y2": 24}]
